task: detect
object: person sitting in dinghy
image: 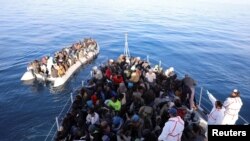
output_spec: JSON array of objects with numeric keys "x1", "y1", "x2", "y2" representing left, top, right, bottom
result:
[
  {"x1": 57, "y1": 63, "x2": 66, "y2": 77},
  {"x1": 51, "y1": 65, "x2": 58, "y2": 78}
]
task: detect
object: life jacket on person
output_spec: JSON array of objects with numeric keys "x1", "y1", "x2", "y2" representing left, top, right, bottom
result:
[
  {"x1": 158, "y1": 116, "x2": 184, "y2": 141},
  {"x1": 208, "y1": 108, "x2": 225, "y2": 125},
  {"x1": 207, "y1": 91, "x2": 225, "y2": 125},
  {"x1": 58, "y1": 65, "x2": 65, "y2": 77},
  {"x1": 167, "y1": 116, "x2": 184, "y2": 141}
]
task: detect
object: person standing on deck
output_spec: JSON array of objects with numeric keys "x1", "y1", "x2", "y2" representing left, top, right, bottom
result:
[
  {"x1": 92, "y1": 66, "x2": 103, "y2": 82},
  {"x1": 222, "y1": 89, "x2": 243, "y2": 125},
  {"x1": 206, "y1": 90, "x2": 225, "y2": 125},
  {"x1": 182, "y1": 74, "x2": 197, "y2": 110},
  {"x1": 158, "y1": 108, "x2": 184, "y2": 141}
]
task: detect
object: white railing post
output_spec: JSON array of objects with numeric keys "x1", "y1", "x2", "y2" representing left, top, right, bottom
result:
[
  {"x1": 159, "y1": 60, "x2": 161, "y2": 68},
  {"x1": 124, "y1": 33, "x2": 130, "y2": 59},
  {"x1": 71, "y1": 93, "x2": 73, "y2": 103},
  {"x1": 82, "y1": 80, "x2": 84, "y2": 87},
  {"x1": 90, "y1": 71, "x2": 93, "y2": 77},
  {"x1": 56, "y1": 117, "x2": 60, "y2": 131},
  {"x1": 147, "y1": 55, "x2": 149, "y2": 64},
  {"x1": 198, "y1": 87, "x2": 203, "y2": 108}
]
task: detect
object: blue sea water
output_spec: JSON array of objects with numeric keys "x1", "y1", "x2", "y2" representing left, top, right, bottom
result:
[{"x1": 0, "y1": 0, "x2": 250, "y2": 140}]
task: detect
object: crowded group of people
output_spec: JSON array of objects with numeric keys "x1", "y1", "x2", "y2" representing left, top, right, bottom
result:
[
  {"x1": 55, "y1": 54, "x2": 243, "y2": 141},
  {"x1": 27, "y1": 38, "x2": 97, "y2": 78},
  {"x1": 55, "y1": 54, "x2": 211, "y2": 141}
]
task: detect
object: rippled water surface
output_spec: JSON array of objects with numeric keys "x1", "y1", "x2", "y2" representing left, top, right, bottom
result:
[{"x1": 0, "y1": 0, "x2": 250, "y2": 140}]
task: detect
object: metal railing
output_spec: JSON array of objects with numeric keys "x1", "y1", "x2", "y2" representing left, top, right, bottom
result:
[
  {"x1": 44, "y1": 92, "x2": 73, "y2": 141},
  {"x1": 44, "y1": 56, "x2": 109, "y2": 141}
]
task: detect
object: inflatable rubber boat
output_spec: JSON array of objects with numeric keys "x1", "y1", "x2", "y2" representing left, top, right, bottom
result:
[{"x1": 21, "y1": 38, "x2": 100, "y2": 87}]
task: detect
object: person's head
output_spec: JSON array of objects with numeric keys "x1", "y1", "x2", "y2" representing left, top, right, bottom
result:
[
  {"x1": 168, "y1": 108, "x2": 177, "y2": 117},
  {"x1": 215, "y1": 101, "x2": 223, "y2": 109},
  {"x1": 109, "y1": 59, "x2": 114, "y2": 65},
  {"x1": 86, "y1": 100, "x2": 94, "y2": 109},
  {"x1": 88, "y1": 124, "x2": 98, "y2": 135},
  {"x1": 92, "y1": 66, "x2": 98, "y2": 72},
  {"x1": 149, "y1": 68, "x2": 153, "y2": 74},
  {"x1": 169, "y1": 67, "x2": 174, "y2": 73},
  {"x1": 101, "y1": 120, "x2": 110, "y2": 133},
  {"x1": 111, "y1": 94, "x2": 118, "y2": 102},
  {"x1": 112, "y1": 116, "x2": 123, "y2": 129},
  {"x1": 88, "y1": 108, "x2": 95, "y2": 115},
  {"x1": 131, "y1": 114, "x2": 140, "y2": 127},
  {"x1": 231, "y1": 89, "x2": 240, "y2": 97},
  {"x1": 174, "y1": 98, "x2": 182, "y2": 108}
]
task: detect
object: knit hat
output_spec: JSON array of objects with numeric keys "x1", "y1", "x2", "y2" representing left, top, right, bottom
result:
[
  {"x1": 131, "y1": 114, "x2": 140, "y2": 122},
  {"x1": 168, "y1": 108, "x2": 177, "y2": 116}
]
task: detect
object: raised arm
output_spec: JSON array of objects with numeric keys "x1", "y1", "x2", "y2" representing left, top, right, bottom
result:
[{"x1": 207, "y1": 90, "x2": 217, "y2": 106}]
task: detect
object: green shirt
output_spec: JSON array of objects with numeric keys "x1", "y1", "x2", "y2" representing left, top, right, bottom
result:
[{"x1": 108, "y1": 100, "x2": 121, "y2": 111}]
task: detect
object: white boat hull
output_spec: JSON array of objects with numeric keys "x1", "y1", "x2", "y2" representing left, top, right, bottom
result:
[{"x1": 20, "y1": 71, "x2": 35, "y2": 81}]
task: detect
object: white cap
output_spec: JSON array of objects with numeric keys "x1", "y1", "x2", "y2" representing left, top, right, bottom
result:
[
  {"x1": 136, "y1": 57, "x2": 141, "y2": 60},
  {"x1": 169, "y1": 67, "x2": 174, "y2": 72},
  {"x1": 131, "y1": 65, "x2": 136, "y2": 71},
  {"x1": 93, "y1": 66, "x2": 98, "y2": 70},
  {"x1": 164, "y1": 69, "x2": 169, "y2": 76},
  {"x1": 154, "y1": 67, "x2": 158, "y2": 72},
  {"x1": 233, "y1": 89, "x2": 239, "y2": 93},
  {"x1": 153, "y1": 65, "x2": 158, "y2": 72},
  {"x1": 109, "y1": 59, "x2": 114, "y2": 63}
]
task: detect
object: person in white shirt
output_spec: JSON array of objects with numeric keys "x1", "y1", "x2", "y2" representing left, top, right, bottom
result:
[
  {"x1": 164, "y1": 67, "x2": 175, "y2": 78},
  {"x1": 158, "y1": 108, "x2": 184, "y2": 141},
  {"x1": 92, "y1": 66, "x2": 103, "y2": 81},
  {"x1": 145, "y1": 68, "x2": 156, "y2": 83},
  {"x1": 86, "y1": 108, "x2": 100, "y2": 125},
  {"x1": 207, "y1": 90, "x2": 225, "y2": 125},
  {"x1": 222, "y1": 89, "x2": 243, "y2": 125}
]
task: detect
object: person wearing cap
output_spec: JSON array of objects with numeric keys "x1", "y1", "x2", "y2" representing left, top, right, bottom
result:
[
  {"x1": 222, "y1": 89, "x2": 243, "y2": 125},
  {"x1": 158, "y1": 108, "x2": 184, "y2": 141},
  {"x1": 129, "y1": 67, "x2": 141, "y2": 84},
  {"x1": 125, "y1": 114, "x2": 144, "y2": 140},
  {"x1": 92, "y1": 66, "x2": 103, "y2": 81},
  {"x1": 164, "y1": 67, "x2": 175, "y2": 78},
  {"x1": 206, "y1": 90, "x2": 225, "y2": 125},
  {"x1": 112, "y1": 116, "x2": 124, "y2": 133},
  {"x1": 108, "y1": 59, "x2": 114, "y2": 67}
]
